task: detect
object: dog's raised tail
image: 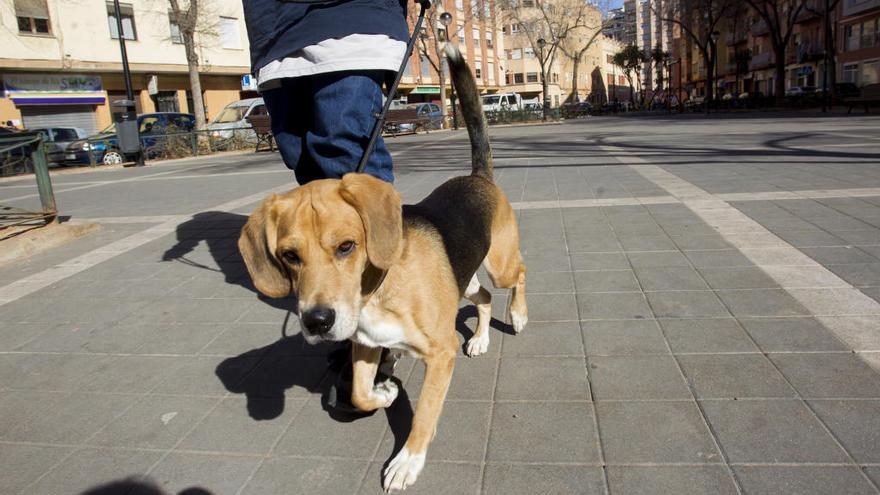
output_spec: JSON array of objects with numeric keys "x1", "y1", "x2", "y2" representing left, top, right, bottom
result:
[{"x1": 445, "y1": 43, "x2": 493, "y2": 181}]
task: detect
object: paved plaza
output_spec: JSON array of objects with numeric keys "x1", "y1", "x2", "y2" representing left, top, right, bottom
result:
[{"x1": 1, "y1": 114, "x2": 880, "y2": 494}]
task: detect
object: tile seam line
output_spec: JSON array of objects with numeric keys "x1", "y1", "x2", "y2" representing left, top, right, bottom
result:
[{"x1": 599, "y1": 143, "x2": 880, "y2": 364}]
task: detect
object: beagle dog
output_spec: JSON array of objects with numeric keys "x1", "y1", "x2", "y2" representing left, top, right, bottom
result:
[{"x1": 239, "y1": 43, "x2": 527, "y2": 491}]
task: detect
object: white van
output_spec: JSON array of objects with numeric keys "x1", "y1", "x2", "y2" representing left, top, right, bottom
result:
[
  {"x1": 482, "y1": 93, "x2": 524, "y2": 113},
  {"x1": 207, "y1": 97, "x2": 267, "y2": 140}
]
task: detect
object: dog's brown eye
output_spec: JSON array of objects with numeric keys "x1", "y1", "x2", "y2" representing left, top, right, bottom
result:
[
  {"x1": 337, "y1": 241, "x2": 355, "y2": 256},
  {"x1": 282, "y1": 250, "x2": 301, "y2": 264}
]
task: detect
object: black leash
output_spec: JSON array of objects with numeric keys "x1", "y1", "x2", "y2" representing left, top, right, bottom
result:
[{"x1": 357, "y1": 0, "x2": 432, "y2": 173}]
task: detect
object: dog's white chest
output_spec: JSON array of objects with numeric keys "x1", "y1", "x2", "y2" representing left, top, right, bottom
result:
[{"x1": 353, "y1": 304, "x2": 411, "y2": 352}]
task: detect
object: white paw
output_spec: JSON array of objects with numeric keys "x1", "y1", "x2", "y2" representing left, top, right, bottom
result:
[
  {"x1": 383, "y1": 447, "x2": 426, "y2": 492},
  {"x1": 465, "y1": 332, "x2": 490, "y2": 357},
  {"x1": 511, "y1": 311, "x2": 528, "y2": 334},
  {"x1": 372, "y1": 379, "x2": 399, "y2": 408}
]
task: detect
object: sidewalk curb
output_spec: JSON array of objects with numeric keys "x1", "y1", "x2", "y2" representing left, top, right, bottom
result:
[{"x1": 0, "y1": 221, "x2": 102, "y2": 265}]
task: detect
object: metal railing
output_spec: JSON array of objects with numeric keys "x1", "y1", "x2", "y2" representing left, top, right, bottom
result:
[{"x1": 0, "y1": 133, "x2": 57, "y2": 230}]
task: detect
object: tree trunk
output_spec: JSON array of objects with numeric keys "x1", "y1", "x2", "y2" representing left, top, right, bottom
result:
[
  {"x1": 773, "y1": 45, "x2": 786, "y2": 106},
  {"x1": 183, "y1": 37, "x2": 206, "y2": 130},
  {"x1": 704, "y1": 50, "x2": 714, "y2": 112},
  {"x1": 570, "y1": 57, "x2": 580, "y2": 103},
  {"x1": 439, "y1": 57, "x2": 448, "y2": 128}
]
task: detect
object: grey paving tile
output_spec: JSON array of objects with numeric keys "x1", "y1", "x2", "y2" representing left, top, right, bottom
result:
[
  {"x1": 525, "y1": 293, "x2": 578, "y2": 321},
  {"x1": 661, "y1": 318, "x2": 758, "y2": 353},
  {"x1": 635, "y1": 267, "x2": 710, "y2": 291},
  {"x1": 153, "y1": 355, "x2": 259, "y2": 397},
  {"x1": 487, "y1": 402, "x2": 600, "y2": 462},
  {"x1": 145, "y1": 452, "x2": 261, "y2": 495},
  {"x1": 684, "y1": 250, "x2": 754, "y2": 268},
  {"x1": 122, "y1": 297, "x2": 254, "y2": 324},
  {"x1": 0, "y1": 443, "x2": 75, "y2": 494},
  {"x1": 231, "y1": 355, "x2": 330, "y2": 400},
  {"x1": 786, "y1": 288, "x2": 880, "y2": 316},
  {"x1": 6, "y1": 391, "x2": 139, "y2": 444},
  {"x1": 701, "y1": 399, "x2": 849, "y2": 463},
  {"x1": 522, "y1": 252, "x2": 570, "y2": 272},
  {"x1": 671, "y1": 235, "x2": 733, "y2": 251},
  {"x1": 275, "y1": 399, "x2": 389, "y2": 458},
  {"x1": 802, "y1": 246, "x2": 878, "y2": 265},
  {"x1": 406, "y1": 356, "x2": 497, "y2": 400},
  {"x1": 524, "y1": 271, "x2": 574, "y2": 293},
  {"x1": 627, "y1": 251, "x2": 692, "y2": 269},
  {"x1": 715, "y1": 289, "x2": 810, "y2": 317},
  {"x1": 377, "y1": 401, "x2": 491, "y2": 463},
  {"x1": 573, "y1": 270, "x2": 640, "y2": 292},
  {"x1": 866, "y1": 467, "x2": 880, "y2": 488},
  {"x1": 483, "y1": 464, "x2": 605, "y2": 495},
  {"x1": 834, "y1": 229, "x2": 880, "y2": 245},
  {"x1": 242, "y1": 457, "x2": 367, "y2": 495},
  {"x1": 697, "y1": 266, "x2": 781, "y2": 289},
  {"x1": 828, "y1": 263, "x2": 880, "y2": 287},
  {"x1": 496, "y1": 357, "x2": 590, "y2": 400},
  {"x1": 646, "y1": 291, "x2": 730, "y2": 318},
  {"x1": 678, "y1": 354, "x2": 796, "y2": 399},
  {"x1": 774, "y1": 230, "x2": 847, "y2": 247},
  {"x1": 578, "y1": 292, "x2": 652, "y2": 320},
  {"x1": 78, "y1": 355, "x2": 185, "y2": 394},
  {"x1": 769, "y1": 353, "x2": 880, "y2": 398},
  {"x1": 588, "y1": 355, "x2": 690, "y2": 400},
  {"x1": 199, "y1": 323, "x2": 286, "y2": 356},
  {"x1": 90, "y1": 395, "x2": 219, "y2": 449},
  {"x1": 565, "y1": 232, "x2": 623, "y2": 253},
  {"x1": 178, "y1": 397, "x2": 306, "y2": 454},
  {"x1": 501, "y1": 321, "x2": 584, "y2": 356},
  {"x1": 617, "y1": 234, "x2": 677, "y2": 251},
  {"x1": 733, "y1": 466, "x2": 876, "y2": 495},
  {"x1": 570, "y1": 252, "x2": 629, "y2": 271},
  {"x1": 597, "y1": 401, "x2": 720, "y2": 463},
  {"x1": 26, "y1": 447, "x2": 162, "y2": 495},
  {"x1": 606, "y1": 466, "x2": 738, "y2": 495},
  {"x1": 360, "y1": 461, "x2": 481, "y2": 495},
  {"x1": 738, "y1": 317, "x2": 849, "y2": 352},
  {"x1": 583, "y1": 319, "x2": 668, "y2": 355},
  {"x1": 808, "y1": 399, "x2": 880, "y2": 463},
  {"x1": 0, "y1": 322, "x2": 51, "y2": 351}
]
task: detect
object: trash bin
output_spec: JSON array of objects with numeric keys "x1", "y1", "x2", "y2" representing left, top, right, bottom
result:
[{"x1": 111, "y1": 99, "x2": 143, "y2": 165}]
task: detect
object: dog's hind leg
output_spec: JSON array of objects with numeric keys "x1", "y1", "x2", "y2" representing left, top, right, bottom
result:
[
  {"x1": 351, "y1": 342, "x2": 398, "y2": 412},
  {"x1": 463, "y1": 274, "x2": 492, "y2": 357},
  {"x1": 484, "y1": 200, "x2": 528, "y2": 334}
]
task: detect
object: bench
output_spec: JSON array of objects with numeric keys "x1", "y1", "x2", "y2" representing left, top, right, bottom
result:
[
  {"x1": 246, "y1": 114, "x2": 275, "y2": 152},
  {"x1": 383, "y1": 108, "x2": 428, "y2": 137},
  {"x1": 846, "y1": 84, "x2": 880, "y2": 114}
]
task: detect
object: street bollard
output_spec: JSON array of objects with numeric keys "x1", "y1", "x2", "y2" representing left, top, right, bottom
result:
[
  {"x1": 191, "y1": 131, "x2": 198, "y2": 157},
  {"x1": 31, "y1": 137, "x2": 57, "y2": 223}
]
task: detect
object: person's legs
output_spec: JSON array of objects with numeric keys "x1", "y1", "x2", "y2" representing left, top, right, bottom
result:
[
  {"x1": 307, "y1": 70, "x2": 394, "y2": 183},
  {"x1": 261, "y1": 78, "x2": 325, "y2": 184}
]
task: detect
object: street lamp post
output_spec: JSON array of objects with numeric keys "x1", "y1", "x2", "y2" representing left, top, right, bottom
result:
[
  {"x1": 710, "y1": 30, "x2": 720, "y2": 114},
  {"x1": 536, "y1": 38, "x2": 548, "y2": 121},
  {"x1": 439, "y1": 12, "x2": 458, "y2": 129}
]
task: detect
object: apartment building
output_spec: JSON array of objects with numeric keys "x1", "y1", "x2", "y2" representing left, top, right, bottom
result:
[
  {"x1": 499, "y1": 23, "x2": 563, "y2": 106},
  {"x1": 398, "y1": 0, "x2": 505, "y2": 104},
  {"x1": 1, "y1": 0, "x2": 251, "y2": 132},
  {"x1": 839, "y1": 0, "x2": 880, "y2": 87}
]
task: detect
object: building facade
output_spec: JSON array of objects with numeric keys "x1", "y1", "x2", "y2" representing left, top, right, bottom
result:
[
  {"x1": 838, "y1": 0, "x2": 880, "y2": 87},
  {"x1": 1, "y1": 0, "x2": 253, "y2": 132}
]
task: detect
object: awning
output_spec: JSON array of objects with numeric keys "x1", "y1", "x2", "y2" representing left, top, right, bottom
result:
[
  {"x1": 9, "y1": 93, "x2": 105, "y2": 105},
  {"x1": 410, "y1": 86, "x2": 440, "y2": 94},
  {"x1": 3, "y1": 73, "x2": 104, "y2": 106}
]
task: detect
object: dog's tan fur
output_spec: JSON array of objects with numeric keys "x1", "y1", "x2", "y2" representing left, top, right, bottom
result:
[{"x1": 238, "y1": 44, "x2": 526, "y2": 491}]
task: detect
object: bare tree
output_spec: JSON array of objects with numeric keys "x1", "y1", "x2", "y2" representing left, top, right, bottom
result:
[
  {"x1": 744, "y1": 0, "x2": 809, "y2": 106},
  {"x1": 557, "y1": 1, "x2": 609, "y2": 103},
  {"x1": 168, "y1": 0, "x2": 207, "y2": 130},
  {"x1": 415, "y1": 9, "x2": 451, "y2": 128},
  {"x1": 499, "y1": 0, "x2": 596, "y2": 117},
  {"x1": 804, "y1": 0, "x2": 841, "y2": 109},
  {"x1": 655, "y1": 0, "x2": 737, "y2": 108}
]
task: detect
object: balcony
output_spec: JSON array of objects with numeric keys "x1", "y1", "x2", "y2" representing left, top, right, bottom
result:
[
  {"x1": 750, "y1": 20, "x2": 769, "y2": 36},
  {"x1": 749, "y1": 51, "x2": 773, "y2": 70},
  {"x1": 794, "y1": 41, "x2": 824, "y2": 63}
]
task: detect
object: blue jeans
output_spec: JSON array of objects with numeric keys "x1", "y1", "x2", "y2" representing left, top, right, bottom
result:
[{"x1": 261, "y1": 70, "x2": 394, "y2": 184}]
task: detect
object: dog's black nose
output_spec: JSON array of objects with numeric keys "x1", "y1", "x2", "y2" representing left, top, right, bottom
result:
[{"x1": 301, "y1": 306, "x2": 335, "y2": 335}]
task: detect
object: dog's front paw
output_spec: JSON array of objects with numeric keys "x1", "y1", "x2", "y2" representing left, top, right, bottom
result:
[
  {"x1": 511, "y1": 310, "x2": 528, "y2": 334},
  {"x1": 373, "y1": 379, "x2": 399, "y2": 408},
  {"x1": 383, "y1": 447, "x2": 426, "y2": 492},
  {"x1": 465, "y1": 333, "x2": 489, "y2": 357}
]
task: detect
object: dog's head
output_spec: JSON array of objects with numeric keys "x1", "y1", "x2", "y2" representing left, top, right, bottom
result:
[{"x1": 238, "y1": 173, "x2": 402, "y2": 344}]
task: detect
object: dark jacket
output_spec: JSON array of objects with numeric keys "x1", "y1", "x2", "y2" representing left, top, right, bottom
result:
[{"x1": 243, "y1": 0, "x2": 409, "y2": 74}]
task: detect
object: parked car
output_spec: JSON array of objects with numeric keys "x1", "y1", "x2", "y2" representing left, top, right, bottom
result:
[
  {"x1": 785, "y1": 86, "x2": 817, "y2": 97},
  {"x1": 834, "y1": 83, "x2": 860, "y2": 101},
  {"x1": 30, "y1": 127, "x2": 89, "y2": 166},
  {"x1": 397, "y1": 102, "x2": 443, "y2": 132},
  {"x1": 207, "y1": 98, "x2": 267, "y2": 142},
  {"x1": 561, "y1": 101, "x2": 593, "y2": 118},
  {"x1": 64, "y1": 112, "x2": 195, "y2": 165}
]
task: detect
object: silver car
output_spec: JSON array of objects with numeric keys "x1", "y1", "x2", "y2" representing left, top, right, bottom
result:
[{"x1": 31, "y1": 127, "x2": 89, "y2": 166}]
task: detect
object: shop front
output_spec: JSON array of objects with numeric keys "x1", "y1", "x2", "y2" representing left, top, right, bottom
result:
[{"x1": 2, "y1": 73, "x2": 105, "y2": 133}]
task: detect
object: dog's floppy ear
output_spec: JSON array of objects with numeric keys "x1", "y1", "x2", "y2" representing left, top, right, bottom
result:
[
  {"x1": 238, "y1": 194, "x2": 291, "y2": 298},
  {"x1": 339, "y1": 173, "x2": 403, "y2": 270}
]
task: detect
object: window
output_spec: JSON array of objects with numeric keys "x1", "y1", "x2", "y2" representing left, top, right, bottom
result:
[
  {"x1": 524, "y1": 47, "x2": 535, "y2": 58},
  {"x1": 475, "y1": 60, "x2": 482, "y2": 79},
  {"x1": 473, "y1": 28, "x2": 480, "y2": 49},
  {"x1": 526, "y1": 72, "x2": 538, "y2": 83},
  {"x1": 458, "y1": 25, "x2": 465, "y2": 44},
  {"x1": 420, "y1": 54, "x2": 431, "y2": 77},
  {"x1": 510, "y1": 23, "x2": 519, "y2": 34},
  {"x1": 53, "y1": 128, "x2": 79, "y2": 141},
  {"x1": 488, "y1": 62, "x2": 495, "y2": 82},
  {"x1": 486, "y1": 31, "x2": 493, "y2": 49},
  {"x1": 169, "y1": 13, "x2": 183, "y2": 44},
  {"x1": 220, "y1": 17, "x2": 240, "y2": 49},
  {"x1": 107, "y1": 3, "x2": 137, "y2": 40},
  {"x1": 845, "y1": 23, "x2": 860, "y2": 51},
  {"x1": 863, "y1": 60, "x2": 880, "y2": 85},
  {"x1": 861, "y1": 18, "x2": 878, "y2": 49},
  {"x1": 514, "y1": 73, "x2": 524, "y2": 83},
  {"x1": 606, "y1": 54, "x2": 613, "y2": 63},
  {"x1": 511, "y1": 48, "x2": 522, "y2": 60},
  {"x1": 483, "y1": 0, "x2": 491, "y2": 18},
  {"x1": 15, "y1": 0, "x2": 51, "y2": 35},
  {"x1": 456, "y1": 0, "x2": 463, "y2": 10},
  {"x1": 505, "y1": 72, "x2": 512, "y2": 84},
  {"x1": 523, "y1": 0, "x2": 534, "y2": 6},
  {"x1": 551, "y1": 72, "x2": 558, "y2": 83}
]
